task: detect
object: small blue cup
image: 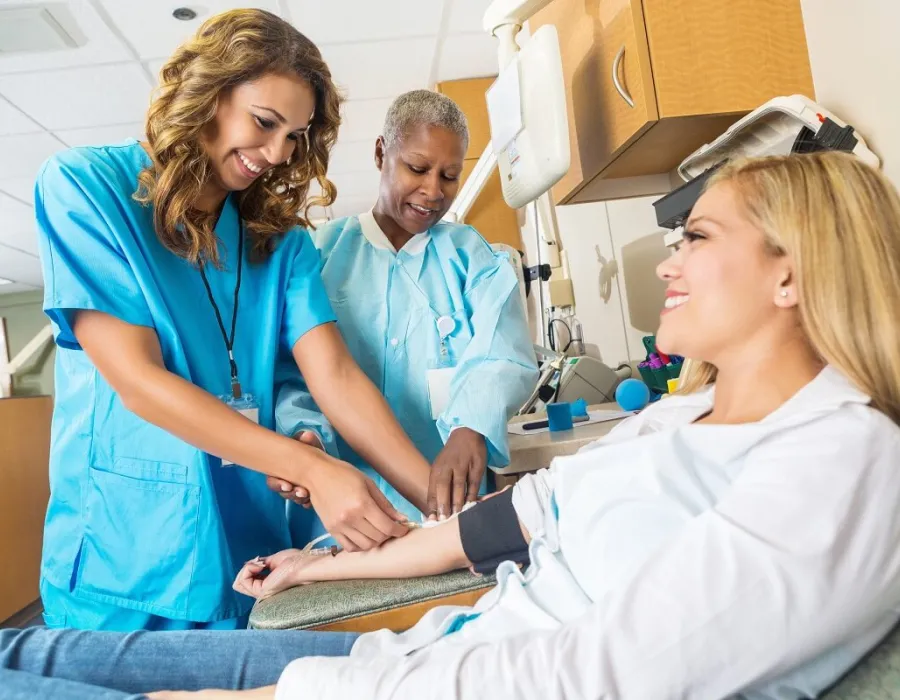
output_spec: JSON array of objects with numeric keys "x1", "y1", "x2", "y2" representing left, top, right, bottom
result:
[{"x1": 546, "y1": 402, "x2": 574, "y2": 432}]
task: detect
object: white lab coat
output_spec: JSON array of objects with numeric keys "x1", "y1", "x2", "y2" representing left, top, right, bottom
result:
[{"x1": 277, "y1": 367, "x2": 900, "y2": 700}]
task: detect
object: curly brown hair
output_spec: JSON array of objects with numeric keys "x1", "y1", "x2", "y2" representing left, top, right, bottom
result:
[{"x1": 135, "y1": 9, "x2": 341, "y2": 265}]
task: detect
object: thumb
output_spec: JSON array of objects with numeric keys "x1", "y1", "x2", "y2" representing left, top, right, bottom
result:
[{"x1": 366, "y1": 479, "x2": 407, "y2": 523}]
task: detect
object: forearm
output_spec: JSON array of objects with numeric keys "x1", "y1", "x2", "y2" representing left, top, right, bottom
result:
[
  {"x1": 313, "y1": 360, "x2": 431, "y2": 511},
  {"x1": 298, "y1": 519, "x2": 470, "y2": 583},
  {"x1": 122, "y1": 364, "x2": 319, "y2": 485}
]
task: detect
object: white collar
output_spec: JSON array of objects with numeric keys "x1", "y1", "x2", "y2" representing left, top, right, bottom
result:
[
  {"x1": 764, "y1": 365, "x2": 871, "y2": 421},
  {"x1": 359, "y1": 210, "x2": 430, "y2": 256},
  {"x1": 665, "y1": 365, "x2": 871, "y2": 421}
]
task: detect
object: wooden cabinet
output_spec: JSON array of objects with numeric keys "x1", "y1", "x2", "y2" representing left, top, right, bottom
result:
[
  {"x1": 531, "y1": 0, "x2": 816, "y2": 204},
  {"x1": 0, "y1": 396, "x2": 52, "y2": 623},
  {"x1": 435, "y1": 78, "x2": 524, "y2": 251}
]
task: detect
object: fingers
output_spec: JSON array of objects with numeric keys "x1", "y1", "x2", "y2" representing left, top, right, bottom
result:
[
  {"x1": 452, "y1": 470, "x2": 468, "y2": 516},
  {"x1": 232, "y1": 558, "x2": 266, "y2": 598},
  {"x1": 266, "y1": 476, "x2": 310, "y2": 504},
  {"x1": 290, "y1": 486, "x2": 311, "y2": 506},
  {"x1": 433, "y1": 468, "x2": 453, "y2": 520},
  {"x1": 366, "y1": 481, "x2": 411, "y2": 538},
  {"x1": 333, "y1": 532, "x2": 359, "y2": 553},
  {"x1": 258, "y1": 554, "x2": 304, "y2": 599},
  {"x1": 426, "y1": 475, "x2": 439, "y2": 521},
  {"x1": 266, "y1": 476, "x2": 294, "y2": 495},
  {"x1": 466, "y1": 465, "x2": 481, "y2": 504}
]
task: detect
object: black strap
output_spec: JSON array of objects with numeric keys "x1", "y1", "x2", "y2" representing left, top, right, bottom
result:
[
  {"x1": 199, "y1": 219, "x2": 244, "y2": 399},
  {"x1": 458, "y1": 488, "x2": 530, "y2": 574}
]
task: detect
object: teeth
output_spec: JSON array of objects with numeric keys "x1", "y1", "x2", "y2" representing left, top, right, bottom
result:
[
  {"x1": 664, "y1": 295, "x2": 689, "y2": 309},
  {"x1": 409, "y1": 204, "x2": 434, "y2": 215},
  {"x1": 238, "y1": 152, "x2": 262, "y2": 174}
]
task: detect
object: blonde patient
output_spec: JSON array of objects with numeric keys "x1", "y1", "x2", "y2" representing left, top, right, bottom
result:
[{"x1": 3, "y1": 151, "x2": 900, "y2": 700}]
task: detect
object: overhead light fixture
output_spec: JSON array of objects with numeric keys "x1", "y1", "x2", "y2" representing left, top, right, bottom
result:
[
  {"x1": 0, "y1": 7, "x2": 78, "y2": 52},
  {"x1": 172, "y1": 7, "x2": 198, "y2": 21},
  {"x1": 0, "y1": 278, "x2": 13, "y2": 286}
]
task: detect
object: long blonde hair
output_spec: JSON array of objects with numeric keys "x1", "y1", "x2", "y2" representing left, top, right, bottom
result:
[
  {"x1": 135, "y1": 9, "x2": 341, "y2": 265},
  {"x1": 677, "y1": 152, "x2": 900, "y2": 424}
]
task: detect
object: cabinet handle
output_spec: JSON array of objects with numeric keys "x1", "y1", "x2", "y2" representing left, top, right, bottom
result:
[{"x1": 612, "y1": 45, "x2": 635, "y2": 108}]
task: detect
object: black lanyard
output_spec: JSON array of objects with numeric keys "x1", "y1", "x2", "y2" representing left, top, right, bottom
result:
[{"x1": 198, "y1": 219, "x2": 244, "y2": 399}]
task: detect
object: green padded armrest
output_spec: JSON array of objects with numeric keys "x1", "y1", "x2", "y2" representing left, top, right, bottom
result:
[
  {"x1": 249, "y1": 570, "x2": 496, "y2": 631},
  {"x1": 821, "y1": 622, "x2": 900, "y2": 699}
]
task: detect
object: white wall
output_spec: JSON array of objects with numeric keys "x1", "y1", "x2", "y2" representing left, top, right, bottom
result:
[
  {"x1": 800, "y1": 0, "x2": 900, "y2": 187},
  {"x1": 525, "y1": 0, "x2": 900, "y2": 367},
  {"x1": 520, "y1": 194, "x2": 668, "y2": 366}
]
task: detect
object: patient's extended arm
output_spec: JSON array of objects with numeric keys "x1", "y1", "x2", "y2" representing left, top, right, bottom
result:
[{"x1": 234, "y1": 488, "x2": 532, "y2": 600}]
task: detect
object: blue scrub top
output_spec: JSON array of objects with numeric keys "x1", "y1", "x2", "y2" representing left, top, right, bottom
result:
[
  {"x1": 280, "y1": 212, "x2": 538, "y2": 539},
  {"x1": 34, "y1": 140, "x2": 336, "y2": 622}
]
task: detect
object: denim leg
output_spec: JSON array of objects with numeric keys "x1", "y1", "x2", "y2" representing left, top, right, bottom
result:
[
  {"x1": 0, "y1": 669, "x2": 146, "y2": 700},
  {"x1": 0, "y1": 627, "x2": 358, "y2": 694}
]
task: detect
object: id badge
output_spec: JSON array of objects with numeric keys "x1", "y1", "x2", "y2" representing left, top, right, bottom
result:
[
  {"x1": 220, "y1": 393, "x2": 259, "y2": 466},
  {"x1": 426, "y1": 366, "x2": 456, "y2": 420}
]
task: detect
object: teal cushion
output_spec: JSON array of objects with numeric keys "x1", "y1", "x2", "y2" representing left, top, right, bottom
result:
[{"x1": 249, "y1": 570, "x2": 496, "y2": 631}]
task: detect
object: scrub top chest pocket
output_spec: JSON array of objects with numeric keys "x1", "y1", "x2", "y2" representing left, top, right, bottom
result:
[{"x1": 426, "y1": 311, "x2": 472, "y2": 419}]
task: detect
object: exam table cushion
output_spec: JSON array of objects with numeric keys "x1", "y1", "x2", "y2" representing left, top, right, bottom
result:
[
  {"x1": 248, "y1": 570, "x2": 496, "y2": 631},
  {"x1": 822, "y1": 620, "x2": 900, "y2": 698}
]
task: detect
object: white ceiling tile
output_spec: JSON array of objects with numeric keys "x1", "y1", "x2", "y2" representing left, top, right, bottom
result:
[
  {"x1": 286, "y1": 0, "x2": 442, "y2": 45},
  {"x1": 145, "y1": 59, "x2": 165, "y2": 84},
  {"x1": 0, "y1": 133, "x2": 65, "y2": 181},
  {"x1": 0, "y1": 192, "x2": 38, "y2": 256},
  {"x1": 0, "y1": 244, "x2": 42, "y2": 286},
  {"x1": 55, "y1": 122, "x2": 145, "y2": 148},
  {"x1": 341, "y1": 98, "x2": 392, "y2": 143},
  {"x1": 321, "y1": 38, "x2": 435, "y2": 101},
  {"x1": 0, "y1": 96, "x2": 42, "y2": 136},
  {"x1": 0, "y1": 64, "x2": 152, "y2": 130},
  {"x1": 0, "y1": 281, "x2": 40, "y2": 295},
  {"x1": 0, "y1": 178, "x2": 36, "y2": 206},
  {"x1": 448, "y1": 0, "x2": 492, "y2": 34},
  {"x1": 436, "y1": 33, "x2": 499, "y2": 82},
  {"x1": 0, "y1": 0, "x2": 132, "y2": 74},
  {"x1": 328, "y1": 139, "x2": 377, "y2": 175},
  {"x1": 99, "y1": 1, "x2": 280, "y2": 60}
]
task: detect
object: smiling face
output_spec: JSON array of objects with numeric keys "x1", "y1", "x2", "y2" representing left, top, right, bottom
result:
[
  {"x1": 655, "y1": 182, "x2": 798, "y2": 365},
  {"x1": 373, "y1": 122, "x2": 466, "y2": 235},
  {"x1": 200, "y1": 72, "x2": 315, "y2": 198}
]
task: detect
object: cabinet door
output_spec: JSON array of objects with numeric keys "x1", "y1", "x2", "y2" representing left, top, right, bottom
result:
[
  {"x1": 642, "y1": 0, "x2": 814, "y2": 118},
  {"x1": 531, "y1": 0, "x2": 659, "y2": 204},
  {"x1": 435, "y1": 77, "x2": 496, "y2": 160}
]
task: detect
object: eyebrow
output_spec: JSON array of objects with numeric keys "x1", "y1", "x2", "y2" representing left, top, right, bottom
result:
[
  {"x1": 685, "y1": 214, "x2": 722, "y2": 229},
  {"x1": 251, "y1": 105, "x2": 310, "y2": 132}
]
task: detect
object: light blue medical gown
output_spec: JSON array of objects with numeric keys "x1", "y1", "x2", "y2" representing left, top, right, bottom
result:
[
  {"x1": 279, "y1": 212, "x2": 538, "y2": 541},
  {"x1": 34, "y1": 140, "x2": 336, "y2": 623}
]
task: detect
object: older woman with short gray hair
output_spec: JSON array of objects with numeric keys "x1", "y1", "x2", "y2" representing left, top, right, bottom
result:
[{"x1": 277, "y1": 88, "x2": 538, "y2": 536}]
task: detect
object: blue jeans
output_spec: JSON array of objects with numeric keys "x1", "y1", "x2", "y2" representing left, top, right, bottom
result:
[{"x1": 0, "y1": 627, "x2": 359, "y2": 699}]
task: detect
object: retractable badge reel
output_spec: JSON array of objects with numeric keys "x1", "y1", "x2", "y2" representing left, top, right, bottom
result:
[{"x1": 427, "y1": 315, "x2": 458, "y2": 419}]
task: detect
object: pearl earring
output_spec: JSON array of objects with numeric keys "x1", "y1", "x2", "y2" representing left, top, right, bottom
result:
[{"x1": 780, "y1": 290, "x2": 788, "y2": 297}]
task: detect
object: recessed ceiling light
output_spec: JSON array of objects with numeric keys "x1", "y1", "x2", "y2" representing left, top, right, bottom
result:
[{"x1": 172, "y1": 7, "x2": 198, "y2": 21}]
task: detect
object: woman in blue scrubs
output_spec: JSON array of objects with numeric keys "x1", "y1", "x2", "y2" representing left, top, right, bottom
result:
[
  {"x1": 34, "y1": 9, "x2": 432, "y2": 631},
  {"x1": 279, "y1": 90, "x2": 538, "y2": 537}
]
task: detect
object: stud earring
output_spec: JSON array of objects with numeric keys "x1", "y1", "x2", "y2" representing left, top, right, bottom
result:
[{"x1": 780, "y1": 290, "x2": 789, "y2": 297}]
